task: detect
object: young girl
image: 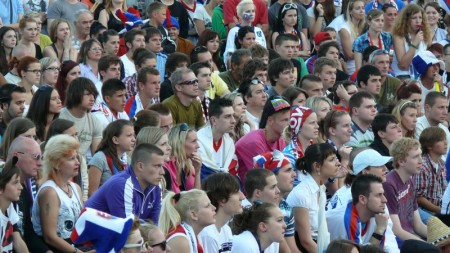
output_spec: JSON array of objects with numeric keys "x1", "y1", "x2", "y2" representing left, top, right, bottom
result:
[
  {"x1": 272, "y1": 3, "x2": 310, "y2": 58},
  {"x1": 231, "y1": 202, "x2": 286, "y2": 253},
  {"x1": 287, "y1": 143, "x2": 339, "y2": 252},
  {"x1": 304, "y1": 96, "x2": 332, "y2": 123},
  {"x1": 18, "y1": 17, "x2": 43, "y2": 60},
  {"x1": 79, "y1": 39, "x2": 103, "y2": 84},
  {"x1": 353, "y1": 9, "x2": 393, "y2": 69},
  {"x1": 160, "y1": 189, "x2": 216, "y2": 253},
  {"x1": 88, "y1": 120, "x2": 135, "y2": 197},
  {"x1": 26, "y1": 85, "x2": 62, "y2": 142},
  {"x1": 235, "y1": 27, "x2": 257, "y2": 49},
  {"x1": 396, "y1": 79, "x2": 422, "y2": 116},
  {"x1": 44, "y1": 19, "x2": 78, "y2": 63},
  {"x1": 223, "y1": 93, "x2": 254, "y2": 142},
  {"x1": 392, "y1": 99, "x2": 418, "y2": 138},
  {"x1": 0, "y1": 159, "x2": 25, "y2": 252},
  {"x1": 392, "y1": 4, "x2": 431, "y2": 78},
  {"x1": 55, "y1": 60, "x2": 81, "y2": 105},
  {"x1": 424, "y1": 2, "x2": 447, "y2": 43},
  {"x1": 198, "y1": 30, "x2": 226, "y2": 72},
  {"x1": 0, "y1": 27, "x2": 17, "y2": 75},
  {"x1": 282, "y1": 87, "x2": 308, "y2": 107},
  {"x1": 17, "y1": 56, "x2": 41, "y2": 105},
  {"x1": 165, "y1": 124, "x2": 202, "y2": 193}
]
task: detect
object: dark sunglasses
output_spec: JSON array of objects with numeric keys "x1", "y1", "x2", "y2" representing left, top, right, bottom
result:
[
  {"x1": 150, "y1": 240, "x2": 167, "y2": 250},
  {"x1": 179, "y1": 79, "x2": 199, "y2": 85}
]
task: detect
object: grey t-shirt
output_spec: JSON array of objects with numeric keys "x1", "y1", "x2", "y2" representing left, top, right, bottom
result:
[
  {"x1": 47, "y1": 0, "x2": 88, "y2": 24},
  {"x1": 88, "y1": 151, "x2": 112, "y2": 187},
  {"x1": 269, "y1": 2, "x2": 310, "y2": 31}
]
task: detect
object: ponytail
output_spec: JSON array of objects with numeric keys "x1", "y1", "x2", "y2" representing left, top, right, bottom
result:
[{"x1": 231, "y1": 202, "x2": 276, "y2": 235}]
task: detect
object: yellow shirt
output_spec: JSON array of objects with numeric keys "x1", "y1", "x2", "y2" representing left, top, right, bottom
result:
[
  {"x1": 40, "y1": 34, "x2": 52, "y2": 53},
  {"x1": 209, "y1": 71, "x2": 230, "y2": 99}
]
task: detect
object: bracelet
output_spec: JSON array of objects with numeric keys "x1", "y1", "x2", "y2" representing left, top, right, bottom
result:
[
  {"x1": 411, "y1": 43, "x2": 418, "y2": 49},
  {"x1": 318, "y1": 15, "x2": 324, "y2": 17},
  {"x1": 372, "y1": 232, "x2": 384, "y2": 240}
]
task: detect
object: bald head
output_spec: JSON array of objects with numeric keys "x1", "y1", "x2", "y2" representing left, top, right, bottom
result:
[
  {"x1": 8, "y1": 136, "x2": 40, "y2": 160},
  {"x1": 8, "y1": 136, "x2": 42, "y2": 180},
  {"x1": 12, "y1": 44, "x2": 32, "y2": 59}
]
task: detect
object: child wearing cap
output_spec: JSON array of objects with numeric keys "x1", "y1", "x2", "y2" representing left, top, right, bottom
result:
[{"x1": 164, "y1": 16, "x2": 194, "y2": 55}]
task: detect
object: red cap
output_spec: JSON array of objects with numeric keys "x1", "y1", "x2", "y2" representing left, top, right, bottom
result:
[{"x1": 314, "y1": 32, "x2": 332, "y2": 46}]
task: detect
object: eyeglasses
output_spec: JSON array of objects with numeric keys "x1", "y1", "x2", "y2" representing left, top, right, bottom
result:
[
  {"x1": 45, "y1": 67, "x2": 61, "y2": 72},
  {"x1": 150, "y1": 240, "x2": 167, "y2": 251},
  {"x1": 89, "y1": 47, "x2": 103, "y2": 52},
  {"x1": 17, "y1": 151, "x2": 42, "y2": 161},
  {"x1": 25, "y1": 69, "x2": 42, "y2": 74},
  {"x1": 281, "y1": 3, "x2": 297, "y2": 13},
  {"x1": 179, "y1": 79, "x2": 198, "y2": 85},
  {"x1": 123, "y1": 240, "x2": 146, "y2": 251}
]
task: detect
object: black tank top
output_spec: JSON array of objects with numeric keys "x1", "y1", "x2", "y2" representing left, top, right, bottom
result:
[{"x1": 108, "y1": 12, "x2": 124, "y2": 33}]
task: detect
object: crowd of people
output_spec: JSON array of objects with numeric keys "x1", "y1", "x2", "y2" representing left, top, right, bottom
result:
[{"x1": 3, "y1": 0, "x2": 450, "y2": 251}]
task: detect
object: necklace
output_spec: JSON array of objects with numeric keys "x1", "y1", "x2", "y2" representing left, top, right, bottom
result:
[{"x1": 57, "y1": 182, "x2": 71, "y2": 197}]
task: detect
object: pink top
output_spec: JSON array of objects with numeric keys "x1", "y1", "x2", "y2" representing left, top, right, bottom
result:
[
  {"x1": 164, "y1": 159, "x2": 196, "y2": 193},
  {"x1": 235, "y1": 129, "x2": 286, "y2": 184}
]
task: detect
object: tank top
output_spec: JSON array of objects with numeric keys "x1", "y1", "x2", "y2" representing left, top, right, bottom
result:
[
  {"x1": 108, "y1": 12, "x2": 125, "y2": 33},
  {"x1": 32, "y1": 180, "x2": 82, "y2": 239},
  {"x1": 392, "y1": 38, "x2": 427, "y2": 77}
]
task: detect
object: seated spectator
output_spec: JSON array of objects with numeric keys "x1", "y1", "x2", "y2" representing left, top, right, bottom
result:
[
  {"x1": 273, "y1": 34, "x2": 305, "y2": 85},
  {"x1": 300, "y1": 75, "x2": 324, "y2": 97},
  {"x1": 85, "y1": 143, "x2": 164, "y2": 223},
  {"x1": 392, "y1": 100, "x2": 418, "y2": 138},
  {"x1": 369, "y1": 114, "x2": 402, "y2": 171},
  {"x1": 304, "y1": 96, "x2": 332, "y2": 124},
  {"x1": 32, "y1": 135, "x2": 84, "y2": 253},
  {"x1": 329, "y1": 81, "x2": 358, "y2": 111},
  {"x1": 44, "y1": 19, "x2": 78, "y2": 64},
  {"x1": 97, "y1": 0, "x2": 125, "y2": 32},
  {"x1": 238, "y1": 79, "x2": 267, "y2": 129},
  {"x1": 198, "y1": 29, "x2": 226, "y2": 72},
  {"x1": 140, "y1": 223, "x2": 172, "y2": 252},
  {"x1": 282, "y1": 86, "x2": 308, "y2": 107},
  {"x1": 18, "y1": 17, "x2": 43, "y2": 60},
  {"x1": 327, "y1": 174, "x2": 390, "y2": 248},
  {"x1": 125, "y1": 68, "x2": 160, "y2": 118},
  {"x1": 235, "y1": 96, "x2": 290, "y2": 182},
  {"x1": 5, "y1": 44, "x2": 33, "y2": 85},
  {"x1": 159, "y1": 52, "x2": 191, "y2": 101},
  {"x1": 313, "y1": 57, "x2": 337, "y2": 96},
  {"x1": 317, "y1": 41, "x2": 349, "y2": 81},
  {"x1": 165, "y1": 123, "x2": 202, "y2": 193},
  {"x1": 305, "y1": 32, "x2": 333, "y2": 74},
  {"x1": 54, "y1": 60, "x2": 81, "y2": 105},
  {"x1": 383, "y1": 138, "x2": 427, "y2": 243},
  {"x1": 39, "y1": 57, "x2": 60, "y2": 87},
  {"x1": 123, "y1": 48, "x2": 157, "y2": 100},
  {"x1": 160, "y1": 189, "x2": 216, "y2": 252},
  {"x1": 190, "y1": 62, "x2": 213, "y2": 122},
  {"x1": 144, "y1": 27, "x2": 167, "y2": 82},
  {"x1": 325, "y1": 240, "x2": 360, "y2": 253},
  {"x1": 120, "y1": 30, "x2": 146, "y2": 79},
  {"x1": 231, "y1": 202, "x2": 285, "y2": 253},
  {"x1": 17, "y1": 56, "x2": 41, "y2": 106},
  {"x1": 266, "y1": 58, "x2": 295, "y2": 97},
  {"x1": 93, "y1": 79, "x2": 129, "y2": 128},
  {"x1": 249, "y1": 44, "x2": 269, "y2": 65},
  {"x1": 0, "y1": 27, "x2": 17, "y2": 76},
  {"x1": 162, "y1": 68, "x2": 205, "y2": 129},
  {"x1": 88, "y1": 120, "x2": 135, "y2": 197},
  {"x1": 0, "y1": 158, "x2": 29, "y2": 252},
  {"x1": 0, "y1": 85, "x2": 26, "y2": 141},
  {"x1": 396, "y1": 80, "x2": 422, "y2": 116},
  {"x1": 346, "y1": 91, "x2": 377, "y2": 148},
  {"x1": 222, "y1": 92, "x2": 255, "y2": 143},
  {"x1": 149, "y1": 103, "x2": 174, "y2": 133},
  {"x1": 287, "y1": 143, "x2": 339, "y2": 252},
  {"x1": 79, "y1": 38, "x2": 102, "y2": 85},
  {"x1": 164, "y1": 16, "x2": 194, "y2": 56},
  {"x1": 219, "y1": 48, "x2": 252, "y2": 92},
  {"x1": 199, "y1": 173, "x2": 244, "y2": 253},
  {"x1": 242, "y1": 59, "x2": 268, "y2": 87},
  {"x1": 415, "y1": 127, "x2": 447, "y2": 224},
  {"x1": 71, "y1": 10, "x2": 94, "y2": 49}
]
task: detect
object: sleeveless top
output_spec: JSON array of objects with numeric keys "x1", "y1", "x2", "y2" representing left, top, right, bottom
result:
[
  {"x1": 50, "y1": 43, "x2": 59, "y2": 58},
  {"x1": 167, "y1": 223, "x2": 204, "y2": 253},
  {"x1": 392, "y1": 38, "x2": 427, "y2": 77},
  {"x1": 108, "y1": 12, "x2": 125, "y2": 33},
  {"x1": 32, "y1": 180, "x2": 82, "y2": 239}
]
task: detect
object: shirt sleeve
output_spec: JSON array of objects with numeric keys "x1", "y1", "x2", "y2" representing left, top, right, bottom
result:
[
  {"x1": 88, "y1": 152, "x2": 108, "y2": 172},
  {"x1": 383, "y1": 181, "x2": 399, "y2": 215},
  {"x1": 148, "y1": 187, "x2": 162, "y2": 224},
  {"x1": 286, "y1": 186, "x2": 310, "y2": 208},
  {"x1": 91, "y1": 114, "x2": 103, "y2": 140},
  {"x1": 46, "y1": 1, "x2": 61, "y2": 19},
  {"x1": 413, "y1": 164, "x2": 429, "y2": 197},
  {"x1": 106, "y1": 179, "x2": 130, "y2": 218}
]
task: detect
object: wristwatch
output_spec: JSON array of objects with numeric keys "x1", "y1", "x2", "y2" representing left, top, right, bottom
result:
[{"x1": 372, "y1": 232, "x2": 384, "y2": 241}]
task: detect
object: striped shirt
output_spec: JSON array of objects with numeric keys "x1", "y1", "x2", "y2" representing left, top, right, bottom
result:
[{"x1": 346, "y1": 121, "x2": 374, "y2": 148}]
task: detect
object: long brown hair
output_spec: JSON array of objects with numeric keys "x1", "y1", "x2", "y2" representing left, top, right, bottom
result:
[{"x1": 393, "y1": 4, "x2": 430, "y2": 43}]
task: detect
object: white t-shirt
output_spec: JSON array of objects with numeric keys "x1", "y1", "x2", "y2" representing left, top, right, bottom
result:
[
  {"x1": 224, "y1": 26, "x2": 266, "y2": 67},
  {"x1": 198, "y1": 224, "x2": 233, "y2": 253},
  {"x1": 92, "y1": 102, "x2": 130, "y2": 130},
  {"x1": 231, "y1": 231, "x2": 279, "y2": 253},
  {"x1": 4, "y1": 73, "x2": 21, "y2": 85},
  {"x1": 286, "y1": 174, "x2": 320, "y2": 239},
  {"x1": 0, "y1": 203, "x2": 19, "y2": 253},
  {"x1": 193, "y1": 4, "x2": 212, "y2": 30},
  {"x1": 245, "y1": 111, "x2": 260, "y2": 130},
  {"x1": 120, "y1": 55, "x2": 136, "y2": 79}
]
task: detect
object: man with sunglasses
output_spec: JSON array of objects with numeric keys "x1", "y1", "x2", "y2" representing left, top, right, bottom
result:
[
  {"x1": 369, "y1": 49, "x2": 401, "y2": 108},
  {"x1": 7, "y1": 136, "x2": 50, "y2": 252},
  {"x1": 162, "y1": 67, "x2": 205, "y2": 129}
]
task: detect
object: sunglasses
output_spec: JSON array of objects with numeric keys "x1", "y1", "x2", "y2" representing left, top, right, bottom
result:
[
  {"x1": 179, "y1": 79, "x2": 199, "y2": 85},
  {"x1": 250, "y1": 79, "x2": 264, "y2": 85},
  {"x1": 123, "y1": 240, "x2": 146, "y2": 251},
  {"x1": 281, "y1": 3, "x2": 297, "y2": 13},
  {"x1": 17, "y1": 151, "x2": 41, "y2": 161},
  {"x1": 150, "y1": 240, "x2": 167, "y2": 251}
]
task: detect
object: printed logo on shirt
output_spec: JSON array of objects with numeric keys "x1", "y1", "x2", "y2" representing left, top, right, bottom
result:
[{"x1": 219, "y1": 242, "x2": 232, "y2": 253}]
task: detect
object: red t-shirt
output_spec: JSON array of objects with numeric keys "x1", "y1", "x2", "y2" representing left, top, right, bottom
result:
[{"x1": 223, "y1": 0, "x2": 268, "y2": 26}]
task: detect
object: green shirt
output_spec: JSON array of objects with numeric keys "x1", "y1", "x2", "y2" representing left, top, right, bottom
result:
[
  {"x1": 219, "y1": 70, "x2": 240, "y2": 92},
  {"x1": 162, "y1": 95, "x2": 205, "y2": 129},
  {"x1": 377, "y1": 75, "x2": 401, "y2": 107},
  {"x1": 211, "y1": 5, "x2": 227, "y2": 41}
]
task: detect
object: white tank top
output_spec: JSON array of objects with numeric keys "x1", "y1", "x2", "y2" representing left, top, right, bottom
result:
[
  {"x1": 32, "y1": 180, "x2": 82, "y2": 239},
  {"x1": 392, "y1": 38, "x2": 427, "y2": 77}
]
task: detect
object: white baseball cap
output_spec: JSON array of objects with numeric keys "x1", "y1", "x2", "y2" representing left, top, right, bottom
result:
[{"x1": 352, "y1": 149, "x2": 392, "y2": 175}]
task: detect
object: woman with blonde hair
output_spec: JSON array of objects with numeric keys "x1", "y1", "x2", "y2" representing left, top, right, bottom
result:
[
  {"x1": 392, "y1": 4, "x2": 431, "y2": 78},
  {"x1": 392, "y1": 99, "x2": 418, "y2": 138},
  {"x1": 44, "y1": 19, "x2": 78, "y2": 63},
  {"x1": 223, "y1": 92, "x2": 254, "y2": 142},
  {"x1": 79, "y1": 38, "x2": 103, "y2": 84},
  {"x1": 165, "y1": 124, "x2": 202, "y2": 193},
  {"x1": 159, "y1": 189, "x2": 216, "y2": 253},
  {"x1": 140, "y1": 223, "x2": 172, "y2": 252},
  {"x1": 338, "y1": 0, "x2": 366, "y2": 74},
  {"x1": 39, "y1": 57, "x2": 60, "y2": 87},
  {"x1": 32, "y1": 135, "x2": 86, "y2": 253},
  {"x1": 304, "y1": 96, "x2": 332, "y2": 123},
  {"x1": 98, "y1": 0, "x2": 126, "y2": 32},
  {"x1": 18, "y1": 17, "x2": 43, "y2": 59}
]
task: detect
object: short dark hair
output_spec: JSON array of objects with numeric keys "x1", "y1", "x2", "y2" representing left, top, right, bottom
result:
[
  {"x1": 244, "y1": 169, "x2": 274, "y2": 199},
  {"x1": 282, "y1": 87, "x2": 308, "y2": 105},
  {"x1": 100, "y1": 29, "x2": 119, "y2": 45},
  {"x1": 351, "y1": 174, "x2": 383, "y2": 204},
  {"x1": 238, "y1": 79, "x2": 258, "y2": 104},
  {"x1": 189, "y1": 61, "x2": 211, "y2": 76},
  {"x1": 357, "y1": 65, "x2": 381, "y2": 88},
  {"x1": 372, "y1": 113, "x2": 399, "y2": 140},
  {"x1": 124, "y1": 30, "x2": 145, "y2": 49},
  {"x1": 144, "y1": 27, "x2": 162, "y2": 43},
  {"x1": 209, "y1": 97, "x2": 233, "y2": 119},
  {"x1": 349, "y1": 91, "x2": 375, "y2": 116},
  {"x1": 101, "y1": 79, "x2": 126, "y2": 100},
  {"x1": 0, "y1": 157, "x2": 20, "y2": 191},
  {"x1": 65, "y1": 77, "x2": 98, "y2": 109},
  {"x1": 166, "y1": 52, "x2": 191, "y2": 74},
  {"x1": 425, "y1": 91, "x2": 447, "y2": 107},
  {"x1": 296, "y1": 143, "x2": 335, "y2": 174},
  {"x1": 313, "y1": 57, "x2": 337, "y2": 75},
  {"x1": 131, "y1": 143, "x2": 164, "y2": 168},
  {"x1": 274, "y1": 33, "x2": 298, "y2": 47},
  {"x1": 0, "y1": 84, "x2": 26, "y2": 106},
  {"x1": 242, "y1": 59, "x2": 267, "y2": 81},
  {"x1": 300, "y1": 74, "x2": 322, "y2": 89},
  {"x1": 268, "y1": 58, "x2": 294, "y2": 86},
  {"x1": 317, "y1": 41, "x2": 340, "y2": 57},
  {"x1": 149, "y1": 103, "x2": 171, "y2": 115},
  {"x1": 202, "y1": 173, "x2": 240, "y2": 212},
  {"x1": 133, "y1": 48, "x2": 156, "y2": 68},
  {"x1": 362, "y1": 46, "x2": 379, "y2": 63},
  {"x1": 190, "y1": 46, "x2": 209, "y2": 63},
  {"x1": 330, "y1": 80, "x2": 356, "y2": 104},
  {"x1": 137, "y1": 67, "x2": 160, "y2": 87},
  {"x1": 235, "y1": 26, "x2": 255, "y2": 48},
  {"x1": 420, "y1": 126, "x2": 446, "y2": 155},
  {"x1": 98, "y1": 54, "x2": 121, "y2": 73}
]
